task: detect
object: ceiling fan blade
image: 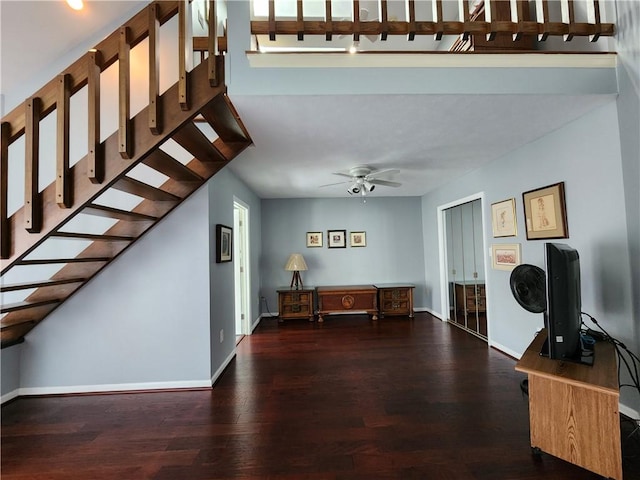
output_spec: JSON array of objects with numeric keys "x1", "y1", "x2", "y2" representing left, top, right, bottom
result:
[
  {"x1": 319, "y1": 180, "x2": 351, "y2": 188},
  {"x1": 370, "y1": 179, "x2": 401, "y2": 188},
  {"x1": 332, "y1": 172, "x2": 354, "y2": 179},
  {"x1": 366, "y1": 168, "x2": 400, "y2": 180}
]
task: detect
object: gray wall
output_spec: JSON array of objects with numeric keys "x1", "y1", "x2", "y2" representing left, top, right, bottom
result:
[
  {"x1": 260, "y1": 197, "x2": 427, "y2": 313},
  {"x1": 1, "y1": 167, "x2": 263, "y2": 398},
  {"x1": 615, "y1": 0, "x2": 640, "y2": 358},
  {"x1": 421, "y1": 100, "x2": 638, "y2": 414},
  {"x1": 10, "y1": 187, "x2": 213, "y2": 393},
  {"x1": 207, "y1": 167, "x2": 262, "y2": 377}
]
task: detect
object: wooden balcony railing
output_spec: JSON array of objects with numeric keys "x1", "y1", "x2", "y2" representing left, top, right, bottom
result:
[{"x1": 251, "y1": 0, "x2": 614, "y2": 46}]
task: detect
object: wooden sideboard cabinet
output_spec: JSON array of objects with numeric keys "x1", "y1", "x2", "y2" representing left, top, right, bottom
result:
[
  {"x1": 376, "y1": 284, "x2": 414, "y2": 317},
  {"x1": 454, "y1": 281, "x2": 486, "y2": 316},
  {"x1": 316, "y1": 285, "x2": 378, "y2": 322},
  {"x1": 515, "y1": 329, "x2": 622, "y2": 480},
  {"x1": 277, "y1": 288, "x2": 314, "y2": 322}
]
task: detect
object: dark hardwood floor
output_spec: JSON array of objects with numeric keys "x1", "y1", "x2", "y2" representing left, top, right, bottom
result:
[{"x1": 2, "y1": 313, "x2": 639, "y2": 479}]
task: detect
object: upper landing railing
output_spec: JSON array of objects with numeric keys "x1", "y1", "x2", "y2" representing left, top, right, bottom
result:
[{"x1": 250, "y1": 0, "x2": 614, "y2": 47}]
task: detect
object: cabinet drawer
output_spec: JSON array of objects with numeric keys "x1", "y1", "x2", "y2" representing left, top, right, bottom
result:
[
  {"x1": 381, "y1": 288, "x2": 409, "y2": 301},
  {"x1": 382, "y1": 300, "x2": 410, "y2": 311},
  {"x1": 281, "y1": 303, "x2": 312, "y2": 316},
  {"x1": 280, "y1": 292, "x2": 311, "y2": 305}
]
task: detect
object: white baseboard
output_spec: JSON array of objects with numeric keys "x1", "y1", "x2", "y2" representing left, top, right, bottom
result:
[
  {"x1": 1, "y1": 389, "x2": 20, "y2": 404},
  {"x1": 211, "y1": 349, "x2": 237, "y2": 385},
  {"x1": 490, "y1": 341, "x2": 522, "y2": 360},
  {"x1": 620, "y1": 403, "x2": 640, "y2": 422},
  {"x1": 416, "y1": 307, "x2": 444, "y2": 320},
  {"x1": 15, "y1": 379, "x2": 212, "y2": 398}
]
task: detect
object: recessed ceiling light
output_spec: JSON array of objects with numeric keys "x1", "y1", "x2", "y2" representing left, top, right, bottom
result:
[{"x1": 66, "y1": 0, "x2": 84, "y2": 11}]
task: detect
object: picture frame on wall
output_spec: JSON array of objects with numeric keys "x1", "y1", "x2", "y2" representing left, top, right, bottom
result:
[
  {"x1": 216, "y1": 224, "x2": 233, "y2": 263},
  {"x1": 350, "y1": 231, "x2": 366, "y2": 247},
  {"x1": 306, "y1": 231, "x2": 323, "y2": 247},
  {"x1": 327, "y1": 229, "x2": 347, "y2": 248},
  {"x1": 522, "y1": 182, "x2": 569, "y2": 240},
  {"x1": 491, "y1": 243, "x2": 521, "y2": 271},
  {"x1": 491, "y1": 198, "x2": 517, "y2": 237}
]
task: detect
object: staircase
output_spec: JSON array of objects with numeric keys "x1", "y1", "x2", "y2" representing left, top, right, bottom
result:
[{"x1": 0, "y1": 1, "x2": 252, "y2": 348}]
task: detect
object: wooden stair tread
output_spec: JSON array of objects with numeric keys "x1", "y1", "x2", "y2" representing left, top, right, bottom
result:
[
  {"x1": 0, "y1": 278, "x2": 86, "y2": 292},
  {"x1": 112, "y1": 177, "x2": 181, "y2": 202},
  {"x1": 201, "y1": 94, "x2": 252, "y2": 144},
  {"x1": 143, "y1": 150, "x2": 204, "y2": 182},
  {"x1": 172, "y1": 121, "x2": 227, "y2": 163},
  {"x1": 83, "y1": 204, "x2": 158, "y2": 222},
  {"x1": 51, "y1": 232, "x2": 135, "y2": 242},
  {"x1": 17, "y1": 257, "x2": 111, "y2": 265},
  {"x1": 1, "y1": 298, "x2": 61, "y2": 314}
]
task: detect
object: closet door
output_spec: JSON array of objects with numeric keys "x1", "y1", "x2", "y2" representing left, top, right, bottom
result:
[
  {"x1": 446, "y1": 206, "x2": 464, "y2": 326},
  {"x1": 445, "y1": 199, "x2": 487, "y2": 341}
]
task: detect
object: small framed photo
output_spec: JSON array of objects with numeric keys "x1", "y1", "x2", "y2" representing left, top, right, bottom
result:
[
  {"x1": 350, "y1": 231, "x2": 366, "y2": 247},
  {"x1": 306, "y1": 231, "x2": 323, "y2": 247},
  {"x1": 491, "y1": 243, "x2": 521, "y2": 271},
  {"x1": 522, "y1": 182, "x2": 569, "y2": 240},
  {"x1": 491, "y1": 198, "x2": 517, "y2": 237},
  {"x1": 327, "y1": 229, "x2": 347, "y2": 248},
  {"x1": 216, "y1": 224, "x2": 233, "y2": 263}
]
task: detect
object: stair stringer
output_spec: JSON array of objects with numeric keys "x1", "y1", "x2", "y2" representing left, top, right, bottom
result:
[{"x1": 1, "y1": 56, "x2": 253, "y2": 347}]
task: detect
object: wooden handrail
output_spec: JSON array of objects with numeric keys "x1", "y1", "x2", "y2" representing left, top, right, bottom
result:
[
  {"x1": 0, "y1": 0, "x2": 223, "y2": 265},
  {"x1": 1, "y1": 1, "x2": 180, "y2": 144}
]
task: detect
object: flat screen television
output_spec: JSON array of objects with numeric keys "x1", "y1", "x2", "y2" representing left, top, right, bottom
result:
[{"x1": 542, "y1": 242, "x2": 592, "y2": 365}]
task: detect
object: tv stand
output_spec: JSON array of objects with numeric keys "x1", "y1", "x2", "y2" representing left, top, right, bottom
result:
[
  {"x1": 516, "y1": 329, "x2": 622, "y2": 480},
  {"x1": 539, "y1": 337, "x2": 595, "y2": 366}
]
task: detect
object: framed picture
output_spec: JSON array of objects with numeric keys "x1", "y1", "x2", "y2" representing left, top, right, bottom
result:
[
  {"x1": 216, "y1": 224, "x2": 233, "y2": 263},
  {"x1": 306, "y1": 231, "x2": 323, "y2": 247},
  {"x1": 522, "y1": 182, "x2": 568, "y2": 240},
  {"x1": 350, "y1": 231, "x2": 366, "y2": 247},
  {"x1": 491, "y1": 198, "x2": 517, "y2": 237},
  {"x1": 491, "y1": 243, "x2": 521, "y2": 271},
  {"x1": 327, "y1": 229, "x2": 346, "y2": 248}
]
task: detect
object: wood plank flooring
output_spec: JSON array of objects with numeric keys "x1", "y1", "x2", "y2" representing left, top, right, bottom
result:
[{"x1": 2, "y1": 313, "x2": 639, "y2": 479}]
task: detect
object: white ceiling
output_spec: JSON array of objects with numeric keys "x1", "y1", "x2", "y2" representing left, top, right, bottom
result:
[{"x1": 1, "y1": 1, "x2": 617, "y2": 200}]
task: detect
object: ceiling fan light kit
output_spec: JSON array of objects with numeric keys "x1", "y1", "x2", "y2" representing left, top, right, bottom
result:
[{"x1": 320, "y1": 165, "x2": 401, "y2": 198}]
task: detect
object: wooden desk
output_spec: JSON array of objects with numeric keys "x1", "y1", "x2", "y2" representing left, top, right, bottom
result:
[
  {"x1": 515, "y1": 330, "x2": 622, "y2": 480},
  {"x1": 316, "y1": 285, "x2": 378, "y2": 322}
]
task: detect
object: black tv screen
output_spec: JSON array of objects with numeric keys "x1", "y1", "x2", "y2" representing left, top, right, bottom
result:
[{"x1": 543, "y1": 242, "x2": 588, "y2": 364}]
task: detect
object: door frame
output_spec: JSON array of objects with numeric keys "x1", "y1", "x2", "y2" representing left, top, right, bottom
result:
[
  {"x1": 233, "y1": 198, "x2": 251, "y2": 336},
  {"x1": 437, "y1": 192, "x2": 491, "y2": 342}
]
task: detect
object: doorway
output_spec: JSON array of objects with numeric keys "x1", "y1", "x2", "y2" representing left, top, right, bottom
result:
[
  {"x1": 438, "y1": 194, "x2": 488, "y2": 342},
  {"x1": 233, "y1": 199, "x2": 251, "y2": 339}
]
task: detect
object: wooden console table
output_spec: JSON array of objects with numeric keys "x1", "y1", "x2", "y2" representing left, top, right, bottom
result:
[
  {"x1": 515, "y1": 329, "x2": 622, "y2": 480},
  {"x1": 316, "y1": 285, "x2": 378, "y2": 322}
]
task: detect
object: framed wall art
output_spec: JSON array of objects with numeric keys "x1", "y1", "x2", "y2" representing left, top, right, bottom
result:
[
  {"x1": 306, "y1": 231, "x2": 323, "y2": 247},
  {"x1": 491, "y1": 243, "x2": 521, "y2": 271},
  {"x1": 522, "y1": 182, "x2": 568, "y2": 240},
  {"x1": 327, "y1": 229, "x2": 346, "y2": 248},
  {"x1": 491, "y1": 198, "x2": 517, "y2": 237},
  {"x1": 350, "y1": 231, "x2": 366, "y2": 247},
  {"x1": 216, "y1": 224, "x2": 233, "y2": 263}
]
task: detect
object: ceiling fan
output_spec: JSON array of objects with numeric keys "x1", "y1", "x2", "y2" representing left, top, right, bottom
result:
[{"x1": 320, "y1": 166, "x2": 402, "y2": 196}]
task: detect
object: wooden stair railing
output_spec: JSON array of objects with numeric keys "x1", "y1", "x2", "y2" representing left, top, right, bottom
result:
[
  {"x1": 251, "y1": 0, "x2": 614, "y2": 45},
  {"x1": 0, "y1": 1, "x2": 252, "y2": 348}
]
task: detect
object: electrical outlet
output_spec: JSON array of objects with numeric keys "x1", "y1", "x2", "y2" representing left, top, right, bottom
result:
[{"x1": 219, "y1": 329, "x2": 224, "y2": 343}]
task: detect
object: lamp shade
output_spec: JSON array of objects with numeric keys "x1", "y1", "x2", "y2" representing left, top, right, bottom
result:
[{"x1": 284, "y1": 253, "x2": 308, "y2": 271}]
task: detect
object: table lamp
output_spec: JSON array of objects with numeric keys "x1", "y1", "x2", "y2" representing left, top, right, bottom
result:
[{"x1": 285, "y1": 253, "x2": 308, "y2": 290}]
